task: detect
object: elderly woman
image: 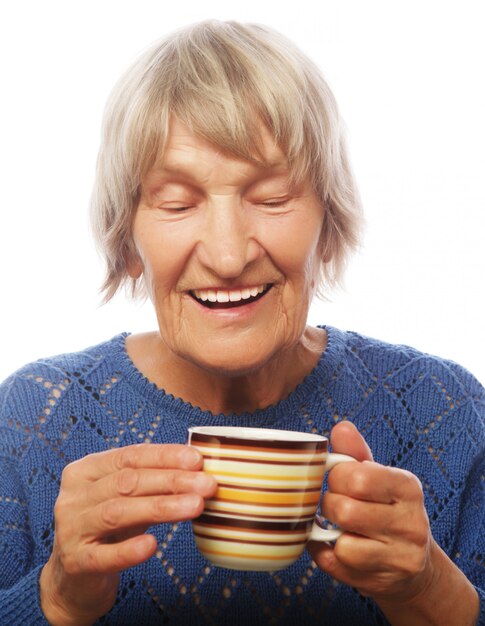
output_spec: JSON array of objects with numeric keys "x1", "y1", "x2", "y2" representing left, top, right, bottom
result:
[{"x1": 0, "y1": 20, "x2": 483, "y2": 626}]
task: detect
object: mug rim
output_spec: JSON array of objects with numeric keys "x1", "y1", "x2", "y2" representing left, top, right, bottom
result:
[{"x1": 188, "y1": 426, "x2": 327, "y2": 443}]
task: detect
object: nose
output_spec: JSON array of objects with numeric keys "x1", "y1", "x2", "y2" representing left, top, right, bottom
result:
[{"x1": 195, "y1": 202, "x2": 262, "y2": 279}]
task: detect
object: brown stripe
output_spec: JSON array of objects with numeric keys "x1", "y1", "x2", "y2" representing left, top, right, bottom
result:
[
  {"x1": 194, "y1": 532, "x2": 304, "y2": 547},
  {"x1": 202, "y1": 455, "x2": 324, "y2": 466},
  {"x1": 217, "y1": 483, "x2": 322, "y2": 494},
  {"x1": 204, "y1": 508, "x2": 312, "y2": 520},
  {"x1": 193, "y1": 522, "x2": 307, "y2": 535},
  {"x1": 195, "y1": 514, "x2": 312, "y2": 531},
  {"x1": 191, "y1": 434, "x2": 325, "y2": 452}
]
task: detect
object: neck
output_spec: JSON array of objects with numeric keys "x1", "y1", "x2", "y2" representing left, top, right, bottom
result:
[{"x1": 126, "y1": 327, "x2": 327, "y2": 415}]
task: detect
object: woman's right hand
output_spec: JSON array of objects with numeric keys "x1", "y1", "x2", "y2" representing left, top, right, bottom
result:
[{"x1": 39, "y1": 443, "x2": 217, "y2": 626}]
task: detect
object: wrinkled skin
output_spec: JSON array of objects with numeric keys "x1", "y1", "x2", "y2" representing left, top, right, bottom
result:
[
  {"x1": 308, "y1": 422, "x2": 479, "y2": 625},
  {"x1": 40, "y1": 444, "x2": 217, "y2": 625}
]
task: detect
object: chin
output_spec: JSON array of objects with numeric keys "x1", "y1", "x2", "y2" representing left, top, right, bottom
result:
[{"x1": 185, "y1": 347, "x2": 277, "y2": 379}]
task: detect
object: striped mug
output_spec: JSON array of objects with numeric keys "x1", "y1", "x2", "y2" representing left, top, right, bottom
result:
[{"x1": 188, "y1": 426, "x2": 355, "y2": 571}]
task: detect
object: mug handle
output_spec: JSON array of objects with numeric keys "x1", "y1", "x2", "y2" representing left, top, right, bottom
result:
[{"x1": 309, "y1": 452, "x2": 356, "y2": 542}]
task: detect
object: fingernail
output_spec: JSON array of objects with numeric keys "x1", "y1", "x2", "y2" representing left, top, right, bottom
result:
[
  {"x1": 182, "y1": 447, "x2": 202, "y2": 468},
  {"x1": 180, "y1": 493, "x2": 201, "y2": 512},
  {"x1": 194, "y1": 473, "x2": 217, "y2": 492}
]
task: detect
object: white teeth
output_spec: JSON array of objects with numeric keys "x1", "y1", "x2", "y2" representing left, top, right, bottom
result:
[
  {"x1": 192, "y1": 285, "x2": 268, "y2": 304},
  {"x1": 216, "y1": 290, "x2": 230, "y2": 302}
]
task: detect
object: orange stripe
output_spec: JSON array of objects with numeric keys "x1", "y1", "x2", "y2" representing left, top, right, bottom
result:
[
  {"x1": 203, "y1": 508, "x2": 314, "y2": 520},
  {"x1": 216, "y1": 488, "x2": 320, "y2": 505}
]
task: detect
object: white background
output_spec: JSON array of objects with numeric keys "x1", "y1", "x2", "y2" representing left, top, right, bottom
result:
[{"x1": 0, "y1": 0, "x2": 483, "y2": 384}]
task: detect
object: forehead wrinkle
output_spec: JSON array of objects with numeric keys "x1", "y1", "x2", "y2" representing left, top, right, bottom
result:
[{"x1": 150, "y1": 153, "x2": 291, "y2": 193}]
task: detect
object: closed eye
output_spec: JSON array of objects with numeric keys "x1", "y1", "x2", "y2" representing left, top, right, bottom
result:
[
  {"x1": 160, "y1": 205, "x2": 194, "y2": 212},
  {"x1": 259, "y1": 198, "x2": 290, "y2": 207}
]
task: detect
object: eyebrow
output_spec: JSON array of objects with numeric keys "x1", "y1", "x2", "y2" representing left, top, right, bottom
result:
[{"x1": 154, "y1": 156, "x2": 289, "y2": 176}]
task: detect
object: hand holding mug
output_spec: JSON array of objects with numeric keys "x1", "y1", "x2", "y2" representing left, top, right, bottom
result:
[
  {"x1": 40, "y1": 444, "x2": 217, "y2": 626},
  {"x1": 309, "y1": 421, "x2": 434, "y2": 605}
]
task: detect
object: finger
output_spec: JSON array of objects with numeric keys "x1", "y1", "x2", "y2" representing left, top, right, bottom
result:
[
  {"x1": 308, "y1": 541, "x2": 368, "y2": 590},
  {"x1": 333, "y1": 532, "x2": 427, "y2": 576},
  {"x1": 86, "y1": 468, "x2": 217, "y2": 506},
  {"x1": 79, "y1": 534, "x2": 158, "y2": 574},
  {"x1": 64, "y1": 444, "x2": 203, "y2": 484},
  {"x1": 327, "y1": 460, "x2": 422, "y2": 504},
  {"x1": 322, "y1": 492, "x2": 396, "y2": 539},
  {"x1": 323, "y1": 492, "x2": 429, "y2": 544},
  {"x1": 330, "y1": 422, "x2": 373, "y2": 461},
  {"x1": 308, "y1": 538, "x2": 395, "y2": 595},
  {"x1": 85, "y1": 493, "x2": 206, "y2": 537}
]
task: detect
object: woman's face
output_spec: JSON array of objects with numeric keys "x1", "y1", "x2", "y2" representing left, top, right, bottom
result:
[{"x1": 129, "y1": 119, "x2": 325, "y2": 376}]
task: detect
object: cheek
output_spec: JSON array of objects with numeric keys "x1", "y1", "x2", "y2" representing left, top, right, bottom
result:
[
  {"x1": 134, "y1": 226, "x2": 193, "y2": 293},
  {"x1": 274, "y1": 222, "x2": 322, "y2": 283}
]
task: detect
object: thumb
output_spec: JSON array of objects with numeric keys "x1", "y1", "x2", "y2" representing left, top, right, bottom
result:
[{"x1": 330, "y1": 421, "x2": 373, "y2": 462}]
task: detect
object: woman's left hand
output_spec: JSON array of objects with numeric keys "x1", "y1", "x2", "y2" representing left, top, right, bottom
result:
[
  {"x1": 308, "y1": 421, "x2": 434, "y2": 604},
  {"x1": 308, "y1": 422, "x2": 480, "y2": 625}
]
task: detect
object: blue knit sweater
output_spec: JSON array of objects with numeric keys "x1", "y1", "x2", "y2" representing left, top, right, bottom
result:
[{"x1": 0, "y1": 326, "x2": 484, "y2": 625}]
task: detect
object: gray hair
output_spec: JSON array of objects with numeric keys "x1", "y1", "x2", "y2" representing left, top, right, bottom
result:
[{"x1": 90, "y1": 20, "x2": 362, "y2": 301}]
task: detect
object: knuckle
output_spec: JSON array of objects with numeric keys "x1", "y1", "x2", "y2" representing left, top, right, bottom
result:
[
  {"x1": 112, "y1": 545, "x2": 129, "y2": 571},
  {"x1": 83, "y1": 547, "x2": 103, "y2": 574},
  {"x1": 152, "y1": 496, "x2": 170, "y2": 520},
  {"x1": 400, "y1": 470, "x2": 424, "y2": 500},
  {"x1": 118, "y1": 445, "x2": 143, "y2": 469},
  {"x1": 53, "y1": 498, "x2": 65, "y2": 521},
  {"x1": 348, "y1": 467, "x2": 372, "y2": 498},
  {"x1": 333, "y1": 534, "x2": 354, "y2": 565},
  {"x1": 60, "y1": 461, "x2": 78, "y2": 486},
  {"x1": 53, "y1": 497, "x2": 76, "y2": 529},
  {"x1": 116, "y1": 467, "x2": 139, "y2": 495},
  {"x1": 62, "y1": 551, "x2": 82, "y2": 575},
  {"x1": 409, "y1": 521, "x2": 430, "y2": 549},
  {"x1": 165, "y1": 471, "x2": 185, "y2": 495},
  {"x1": 400, "y1": 547, "x2": 426, "y2": 577},
  {"x1": 101, "y1": 499, "x2": 123, "y2": 529},
  {"x1": 334, "y1": 497, "x2": 357, "y2": 527}
]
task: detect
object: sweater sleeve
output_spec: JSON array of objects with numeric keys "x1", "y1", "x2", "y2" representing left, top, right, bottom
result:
[
  {"x1": 0, "y1": 565, "x2": 49, "y2": 625},
  {"x1": 0, "y1": 376, "x2": 49, "y2": 625}
]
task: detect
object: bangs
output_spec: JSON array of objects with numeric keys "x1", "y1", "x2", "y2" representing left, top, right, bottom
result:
[{"x1": 134, "y1": 22, "x2": 318, "y2": 187}]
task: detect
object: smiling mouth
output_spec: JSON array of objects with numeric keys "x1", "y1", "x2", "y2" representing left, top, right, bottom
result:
[{"x1": 190, "y1": 284, "x2": 272, "y2": 309}]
